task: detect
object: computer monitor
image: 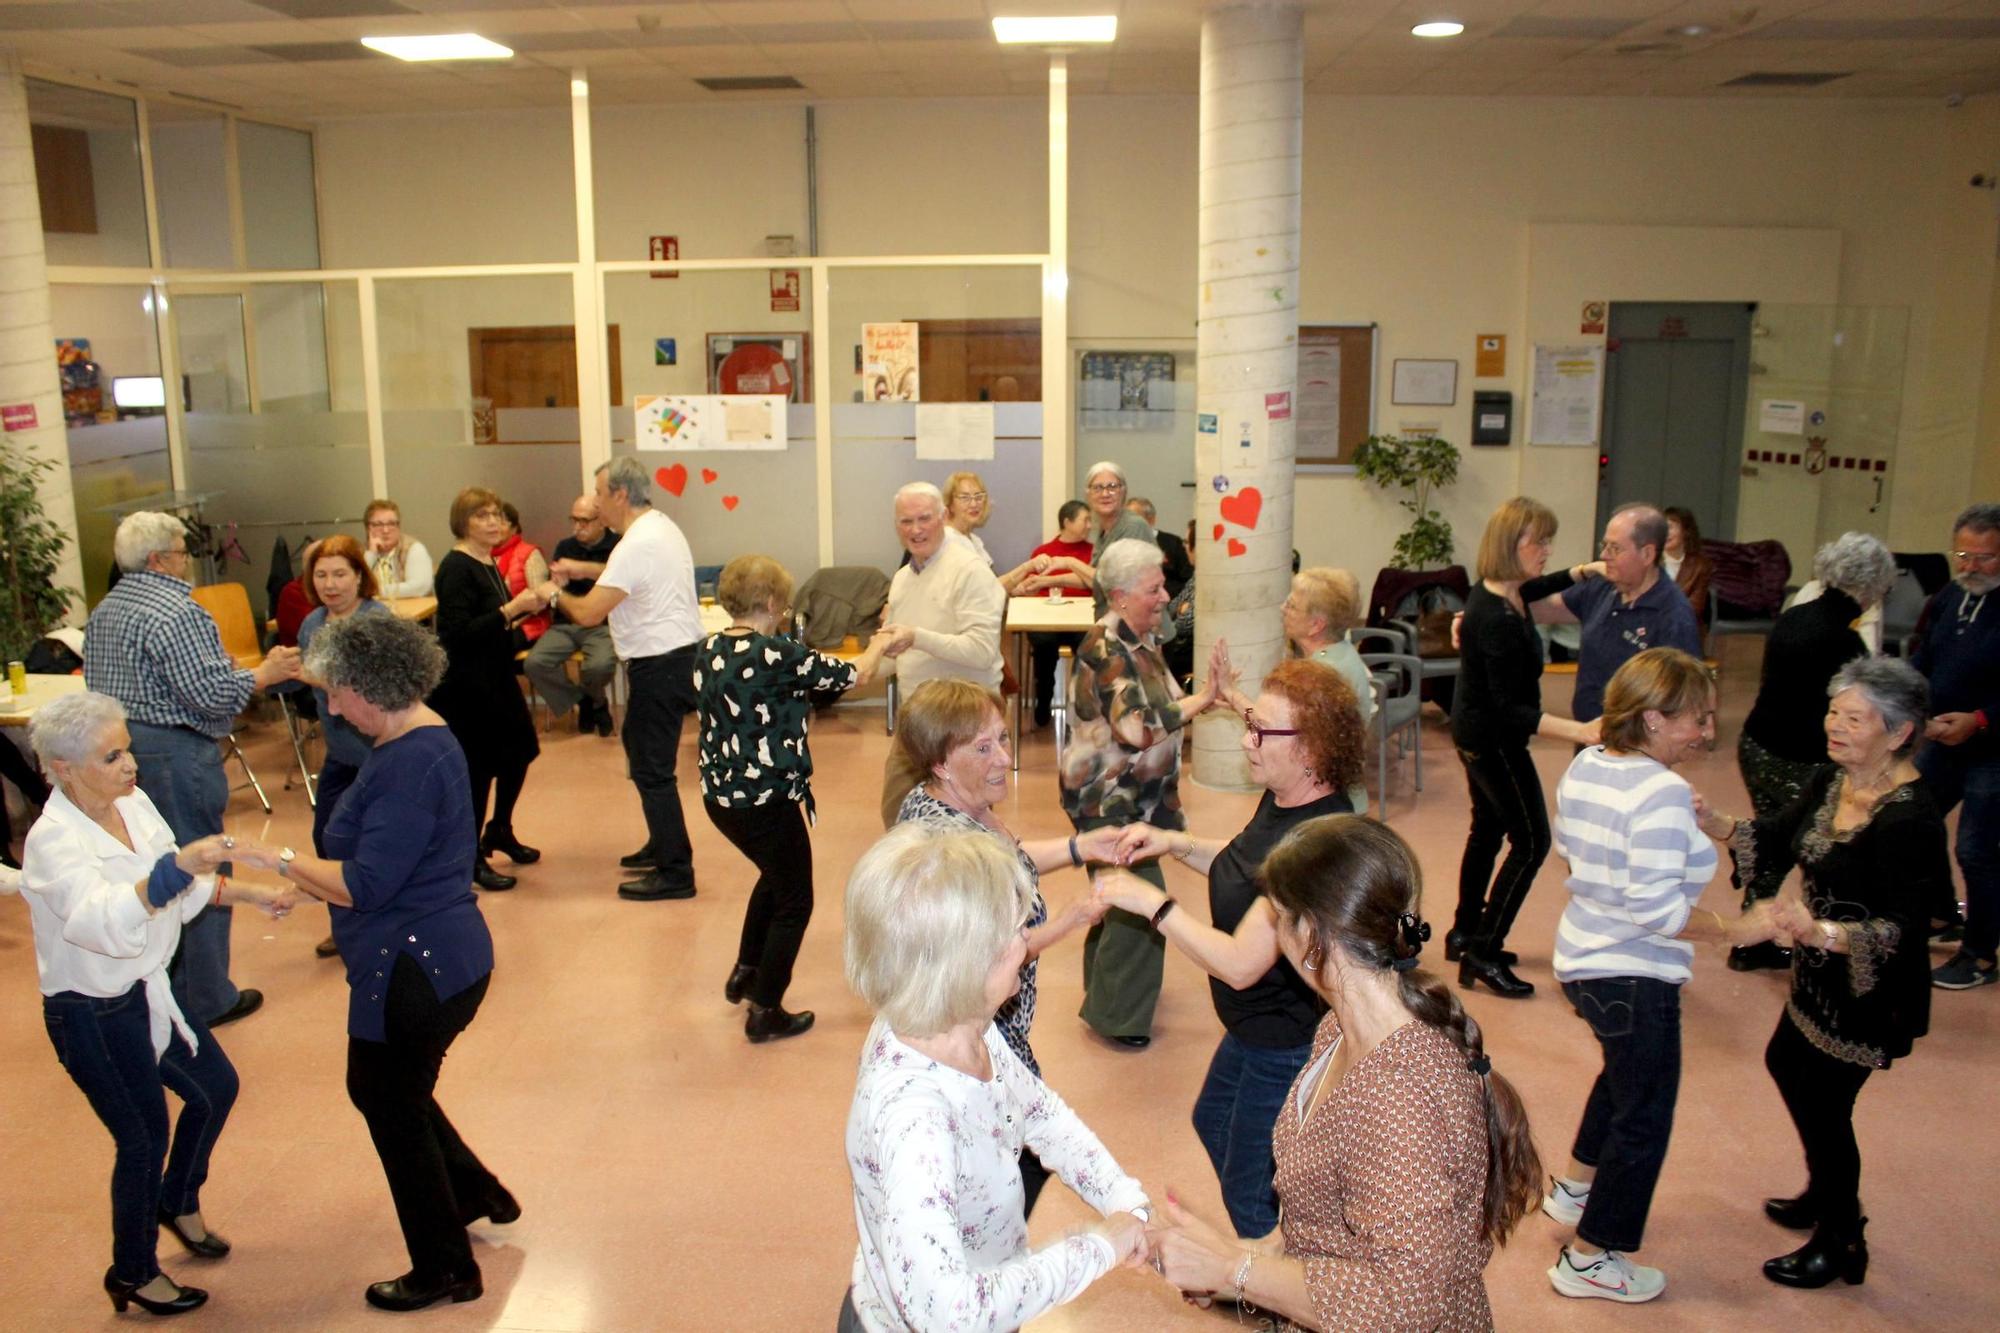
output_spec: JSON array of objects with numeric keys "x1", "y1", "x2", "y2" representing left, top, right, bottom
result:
[{"x1": 111, "y1": 376, "x2": 167, "y2": 411}]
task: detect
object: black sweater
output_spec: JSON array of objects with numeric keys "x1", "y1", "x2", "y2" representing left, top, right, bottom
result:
[
  {"x1": 1450, "y1": 570, "x2": 1574, "y2": 751},
  {"x1": 1741, "y1": 588, "x2": 1867, "y2": 763}
]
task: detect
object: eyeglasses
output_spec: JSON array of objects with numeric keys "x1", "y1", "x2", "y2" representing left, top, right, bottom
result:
[
  {"x1": 570, "y1": 515, "x2": 596, "y2": 525},
  {"x1": 954, "y1": 491, "x2": 988, "y2": 503},
  {"x1": 1244, "y1": 710, "x2": 1301, "y2": 748},
  {"x1": 1087, "y1": 481, "x2": 1124, "y2": 494},
  {"x1": 1599, "y1": 542, "x2": 1625, "y2": 557},
  {"x1": 366, "y1": 518, "x2": 399, "y2": 529},
  {"x1": 1951, "y1": 550, "x2": 2000, "y2": 567}
]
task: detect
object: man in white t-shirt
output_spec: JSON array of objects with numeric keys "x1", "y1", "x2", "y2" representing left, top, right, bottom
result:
[
  {"x1": 540, "y1": 456, "x2": 704, "y2": 901},
  {"x1": 880, "y1": 482, "x2": 1006, "y2": 696}
]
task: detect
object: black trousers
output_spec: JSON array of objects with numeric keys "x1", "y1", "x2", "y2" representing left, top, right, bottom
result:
[
  {"x1": 467, "y1": 753, "x2": 529, "y2": 845},
  {"x1": 704, "y1": 797, "x2": 814, "y2": 1007},
  {"x1": 346, "y1": 955, "x2": 500, "y2": 1281},
  {"x1": 1453, "y1": 741, "x2": 1552, "y2": 951},
  {"x1": 1028, "y1": 631, "x2": 1082, "y2": 726},
  {"x1": 1765, "y1": 1011, "x2": 1873, "y2": 1229},
  {"x1": 623, "y1": 647, "x2": 699, "y2": 887}
]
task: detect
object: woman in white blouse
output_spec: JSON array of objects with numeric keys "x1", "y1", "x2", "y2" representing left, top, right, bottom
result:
[
  {"x1": 20, "y1": 692, "x2": 294, "y2": 1318},
  {"x1": 841, "y1": 821, "x2": 1151, "y2": 1332},
  {"x1": 363, "y1": 498, "x2": 435, "y2": 599}
]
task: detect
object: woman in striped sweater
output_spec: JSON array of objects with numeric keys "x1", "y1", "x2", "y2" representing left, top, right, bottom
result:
[{"x1": 1542, "y1": 648, "x2": 1786, "y2": 1305}]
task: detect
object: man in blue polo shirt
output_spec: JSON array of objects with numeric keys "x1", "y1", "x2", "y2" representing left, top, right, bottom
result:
[{"x1": 1535, "y1": 503, "x2": 1703, "y2": 723}]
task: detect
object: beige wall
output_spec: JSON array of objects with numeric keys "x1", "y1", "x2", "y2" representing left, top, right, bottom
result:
[{"x1": 311, "y1": 90, "x2": 2000, "y2": 573}]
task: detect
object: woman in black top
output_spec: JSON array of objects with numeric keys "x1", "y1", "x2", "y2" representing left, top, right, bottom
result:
[
  {"x1": 429, "y1": 488, "x2": 549, "y2": 892},
  {"x1": 1448, "y1": 497, "x2": 1603, "y2": 998},
  {"x1": 1696, "y1": 657, "x2": 1945, "y2": 1291},
  {"x1": 1096, "y1": 658, "x2": 1363, "y2": 1240},
  {"x1": 1731, "y1": 532, "x2": 1897, "y2": 970}
]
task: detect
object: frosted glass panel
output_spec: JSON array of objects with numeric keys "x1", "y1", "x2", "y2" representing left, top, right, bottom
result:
[
  {"x1": 603, "y1": 269, "x2": 812, "y2": 406},
  {"x1": 27, "y1": 79, "x2": 150, "y2": 268},
  {"x1": 150, "y1": 108, "x2": 233, "y2": 269},
  {"x1": 70, "y1": 419, "x2": 170, "y2": 607},
  {"x1": 238, "y1": 121, "x2": 320, "y2": 270},
  {"x1": 173, "y1": 294, "x2": 250, "y2": 414},
  {"x1": 831, "y1": 404, "x2": 1043, "y2": 572}
]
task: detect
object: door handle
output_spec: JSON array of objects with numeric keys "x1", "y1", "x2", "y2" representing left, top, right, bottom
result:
[{"x1": 1869, "y1": 475, "x2": 1882, "y2": 513}]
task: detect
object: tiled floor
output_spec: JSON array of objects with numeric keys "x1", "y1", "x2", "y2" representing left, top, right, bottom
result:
[{"x1": 2, "y1": 639, "x2": 1993, "y2": 1330}]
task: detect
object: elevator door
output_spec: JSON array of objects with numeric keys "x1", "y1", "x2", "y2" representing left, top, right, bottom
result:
[{"x1": 1598, "y1": 303, "x2": 1751, "y2": 542}]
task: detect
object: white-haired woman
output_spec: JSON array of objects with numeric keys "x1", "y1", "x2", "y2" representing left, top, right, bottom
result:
[
  {"x1": 1062, "y1": 537, "x2": 1221, "y2": 1046},
  {"x1": 20, "y1": 691, "x2": 293, "y2": 1317},
  {"x1": 841, "y1": 822, "x2": 1150, "y2": 1332},
  {"x1": 1697, "y1": 657, "x2": 1947, "y2": 1290},
  {"x1": 1081, "y1": 460, "x2": 1157, "y2": 616},
  {"x1": 1732, "y1": 532, "x2": 1899, "y2": 970}
]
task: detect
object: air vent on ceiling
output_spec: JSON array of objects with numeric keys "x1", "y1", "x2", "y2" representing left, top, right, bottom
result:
[
  {"x1": 1722, "y1": 71, "x2": 1853, "y2": 88},
  {"x1": 1615, "y1": 42, "x2": 1678, "y2": 55},
  {"x1": 694, "y1": 75, "x2": 804, "y2": 92}
]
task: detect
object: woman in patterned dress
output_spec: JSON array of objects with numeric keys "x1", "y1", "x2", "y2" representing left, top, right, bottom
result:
[
  {"x1": 1145, "y1": 817, "x2": 1543, "y2": 1331},
  {"x1": 840, "y1": 822, "x2": 1151, "y2": 1333},
  {"x1": 882, "y1": 677, "x2": 1125, "y2": 1212},
  {"x1": 694, "y1": 555, "x2": 891, "y2": 1043}
]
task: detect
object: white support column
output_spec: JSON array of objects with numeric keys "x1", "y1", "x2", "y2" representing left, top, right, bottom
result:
[
  {"x1": 569, "y1": 69, "x2": 611, "y2": 487},
  {"x1": 134, "y1": 96, "x2": 187, "y2": 493},
  {"x1": 1041, "y1": 55, "x2": 1071, "y2": 527},
  {"x1": 1192, "y1": 0, "x2": 1302, "y2": 790},
  {"x1": 812, "y1": 261, "x2": 835, "y2": 567},
  {"x1": 0, "y1": 50, "x2": 86, "y2": 611},
  {"x1": 357, "y1": 275, "x2": 388, "y2": 496}
]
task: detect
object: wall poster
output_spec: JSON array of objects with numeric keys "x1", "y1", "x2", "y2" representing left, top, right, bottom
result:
[
  {"x1": 635, "y1": 394, "x2": 788, "y2": 451},
  {"x1": 862, "y1": 322, "x2": 919, "y2": 401}
]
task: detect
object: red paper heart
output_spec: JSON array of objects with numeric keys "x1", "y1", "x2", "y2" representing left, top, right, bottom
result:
[
  {"x1": 656, "y1": 463, "x2": 688, "y2": 497},
  {"x1": 1219, "y1": 487, "x2": 1263, "y2": 531},
  {"x1": 721, "y1": 495, "x2": 740, "y2": 511},
  {"x1": 1226, "y1": 538, "x2": 1248, "y2": 558},
  {"x1": 700, "y1": 468, "x2": 718, "y2": 484},
  {"x1": 1212, "y1": 523, "x2": 1225, "y2": 542}
]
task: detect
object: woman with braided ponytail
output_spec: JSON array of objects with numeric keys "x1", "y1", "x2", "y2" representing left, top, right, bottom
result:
[{"x1": 1142, "y1": 816, "x2": 1541, "y2": 1331}]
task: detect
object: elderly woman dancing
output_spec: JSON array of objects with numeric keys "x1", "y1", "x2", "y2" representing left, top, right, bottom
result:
[
  {"x1": 236, "y1": 614, "x2": 514, "y2": 1312},
  {"x1": 1697, "y1": 657, "x2": 1947, "y2": 1290},
  {"x1": 20, "y1": 692, "x2": 293, "y2": 1317},
  {"x1": 1098, "y1": 658, "x2": 1364, "y2": 1242},
  {"x1": 1144, "y1": 816, "x2": 1543, "y2": 1330},
  {"x1": 1062, "y1": 536, "x2": 1222, "y2": 1047},
  {"x1": 840, "y1": 821, "x2": 1150, "y2": 1332},
  {"x1": 1731, "y1": 532, "x2": 1898, "y2": 970}
]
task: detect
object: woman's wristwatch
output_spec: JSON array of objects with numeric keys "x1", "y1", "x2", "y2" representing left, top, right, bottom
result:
[{"x1": 276, "y1": 847, "x2": 296, "y2": 879}]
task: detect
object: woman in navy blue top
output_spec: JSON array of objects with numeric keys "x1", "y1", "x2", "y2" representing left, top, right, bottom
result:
[{"x1": 241, "y1": 613, "x2": 511, "y2": 1314}]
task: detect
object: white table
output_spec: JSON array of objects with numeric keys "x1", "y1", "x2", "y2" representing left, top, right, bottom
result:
[
  {"x1": 0, "y1": 673, "x2": 86, "y2": 729},
  {"x1": 1003, "y1": 596, "x2": 1098, "y2": 769}
]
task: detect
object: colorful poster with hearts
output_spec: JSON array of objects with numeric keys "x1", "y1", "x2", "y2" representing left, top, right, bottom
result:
[{"x1": 634, "y1": 394, "x2": 788, "y2": 451}]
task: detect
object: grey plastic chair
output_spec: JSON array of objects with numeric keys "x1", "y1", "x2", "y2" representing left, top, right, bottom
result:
[{"x1": 1359, "y1": 649, "x2": 1425, "y2": 820}]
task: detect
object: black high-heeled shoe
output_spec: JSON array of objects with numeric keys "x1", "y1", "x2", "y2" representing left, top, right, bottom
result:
[
  {"x1": 105, "y1": 1268, "x2": 208, "y2": 1316},
  {"x1": 1763, "y1": 1191, "x2": 1818, "y2": 1231},
  {"x1": 473, "y1": 859, "x2": 517, "y2": 891},
  {"x1": 1459, "y1": 953, "x2": 1534, "y2": 997},
  {"x1": 365, "y1": 1269, "x2": 483, "y2": 1312},
  {"x1": 1763, "y1": 1217, "x2": 1868, "y2": 1288},
  {"x1": 1444, "y1": 930, "x2": 1517, "y2": 966},
  {"x1": 725, "y1": 964, "x2": 757, "y2": 1005},
  {"x1": 480, "y1": 828, "x2": 541, "y2": 865},
  {"x1": 746, "y1": 1003, "x2": 815, "y2": 1043},
  {"x1": 157, "y1": 1207, "x2": 230, "y2": 1258}
]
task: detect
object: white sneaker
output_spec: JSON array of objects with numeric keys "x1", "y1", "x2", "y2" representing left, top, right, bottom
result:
[
  {"x1": 1548, "y1": 1246, "x2": 1666, "y2": 1303},
  {"x1": 1542, "y1": 1177, "x2": 1589, "y2": 1227}
]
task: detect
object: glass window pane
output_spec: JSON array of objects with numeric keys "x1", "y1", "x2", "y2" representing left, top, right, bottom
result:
[
  {"x1": 150, "y1": 105, "x2": 233, "y2": 269},
  {"x1": 172, "y1": 293, "x2": 251, "y2": 413},
  {"x1": 27, "y1": 80, "x2": 150, "y2": 267},
  {"x1": 1074, "y1": 339, "x2": 1196, "y2": 548},
  {"x1": 238, "y1": 121, "x2": 321, "y2": 270}
]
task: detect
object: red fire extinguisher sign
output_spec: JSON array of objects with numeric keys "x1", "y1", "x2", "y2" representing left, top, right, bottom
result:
[{"x1": 649, "y1": 235, "x2": 679, "y2": 279}]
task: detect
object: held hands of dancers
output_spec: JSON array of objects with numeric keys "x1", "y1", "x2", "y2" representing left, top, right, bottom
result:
[
  {"x1": 1092, "y1": 1210, "x2": 1151, "y2": 1270},
  {"x1": 1142, "y1": 1192, "x2": 1255, "y2": 1300},
  {"x1": 875, "y1": 624, "x2": 917, "y2": 657},
  {"x1": 1689, "y1": 790, "x2": 1739, "y2": 842},
  {"x1": 1093, "y1": 867, "x2": 1167, "y2": 919},
  {"x1": 173, "y1": 834, "x2": 236, "y2": 876}
]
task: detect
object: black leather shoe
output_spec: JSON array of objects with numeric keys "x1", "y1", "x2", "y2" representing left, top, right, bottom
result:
[
  {"x1": 595, "y1": 709, "x2": 614, "y2": 738},
  {"x1": 157, "y1": 1208, "x2": 229, "y2": 1258},
  {"x1": 105, "y1": 1268, "x2": 207, "y2": 1315},
  {"x1": 1763, "y1": 1218, "x2": 1868, "y2": 1288},
  {"x1": 725, "y1": 964, "x2": 757, "y2": 1005},
  {"x1": 459, "y1": 1184, "x2": 520, "y2": 1226},
  {"x1": 618, "y1": 847, "x2": 655, "y2": 871},
  {"x1": 746, "y1": 1003, "x2": 815, "y2": 1043},
  {"x1": 1444, "y1": 930, "x2": 1516, "y2": 966},
  {"x1": 1729, "y1": 942, "x2": 1794, "y2": 972},
  {"x1": 1109, "y1": 1034, "x2": 1152, "y2": 1049},
  {"x1": 364, "y1": 1269, "x2": 483, "y2": 1312},
  {"x1": 576, "y1": 699, "x2": 597, "y2": 733},
  {"x1": 480, "y1": 829, "x2": 541, "y2": 865},
  {"x1": 473, "y1": 859, "x2": 517, "y2": 891},
  {"x1": 1458, "y1": 955, "x2": 1534, "y2": 997},
  {"x1": 618, "y1": 873, "x2": 695, "y2": 901},
  {"x1": 1764, "y1": 1191, "x2": 1819, "y2": 1231},
  {"x1": 314, "y1": 934, "x2": 340, "y2": 959},
  {"x1": 208, "y1": 989, "x2": 263, "y2": 1027}
]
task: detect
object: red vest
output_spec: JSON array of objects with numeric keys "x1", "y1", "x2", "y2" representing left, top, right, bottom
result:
[{"x1": 493, "y1": 533, "x2": 551, "y2": 642}]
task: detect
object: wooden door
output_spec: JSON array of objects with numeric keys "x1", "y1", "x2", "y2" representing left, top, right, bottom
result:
[
  {"x1": 912, "y1": 318, "x2": 1040, "y2": 402},
  {"x1": 468, "y1": 325, "x2": 622, "y2": 408}
]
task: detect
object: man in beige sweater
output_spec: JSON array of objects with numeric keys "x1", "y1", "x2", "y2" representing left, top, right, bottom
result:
[{"x1": 880, "y1": 482, "x2": 1006, "y2": 695}]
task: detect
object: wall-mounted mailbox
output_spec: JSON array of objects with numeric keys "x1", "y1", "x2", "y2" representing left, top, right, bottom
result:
[{"x1": 1472, "y1": 390, "x2": 1512, "y2": 445}]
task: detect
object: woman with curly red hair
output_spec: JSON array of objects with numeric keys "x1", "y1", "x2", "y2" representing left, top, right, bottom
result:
[{"x1": 1095, "y1": 658, "x2": 1365, "y2": 1240}]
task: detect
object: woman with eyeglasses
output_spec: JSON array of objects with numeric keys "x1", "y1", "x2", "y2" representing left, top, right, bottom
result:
[
  {"x1": 1447, "y1": 497, "x2": 1604, "y2": 998},
  {"x1": 362, "y1": 499, "x2": 433, "y2": 600},
  {"x1": 942, "y1": 470, "x2": 995, "y2": 568},
  {"x1": 1095, "y1": 658, "x2": 1364, "y2": 1242}
]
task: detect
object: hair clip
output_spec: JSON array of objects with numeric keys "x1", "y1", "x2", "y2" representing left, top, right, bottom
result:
[
  {"x1": 1390, "y1": 955, "x2": 1421, "y2": 972},
  {"x1": 1467, "y1": 1054, "x2": 1492, "y2": 1077}
]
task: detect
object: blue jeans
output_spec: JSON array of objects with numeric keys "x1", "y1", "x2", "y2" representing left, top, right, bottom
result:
[
  {"x1": 129, "y1": 723, "x2": 239, "y2": 1023},
  {"x1": 1191, "y1": 1031, "x2": 1314, "y2": 1238},
  {"x1": 1916, "y1": 745, "x2": 2000, "y2": 959},
  {"x1": 1561, "y1": 976, "x2": 1682, "y2": 1253},
  {"x1": 43, "y1": 983, "x2": 239, "y2": 1284}
]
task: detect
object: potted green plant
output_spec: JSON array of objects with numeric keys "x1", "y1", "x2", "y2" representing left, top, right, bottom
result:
[
  {"x1": 1353, "y1": 432, "x2": 1461, "y2": 570},
  {"x1": 0, "y1": 443, "x2": 79, "y2": 664}
]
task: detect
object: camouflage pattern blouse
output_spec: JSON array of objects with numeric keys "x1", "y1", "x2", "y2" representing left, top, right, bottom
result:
[{"x1": 1059, "y1": 613, "x2": 1190, "y2": 830}]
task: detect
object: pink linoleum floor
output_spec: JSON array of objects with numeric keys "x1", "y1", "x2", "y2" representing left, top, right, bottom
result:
[{"x1": 2, "y1": 636, "x2": 1994, "y2": 1331}]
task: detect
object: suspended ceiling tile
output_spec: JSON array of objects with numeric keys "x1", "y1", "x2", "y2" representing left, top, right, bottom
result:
[
  {"x1": 842, "y1": 0, "x2": 982, "y2": 19},
  {"x1": 250, "y1": 0, "x2": 416, "y2": 17},
  {"x1": 731, "y1": 21, "x2": 871, "y2": 43},
  {"x1": 130, "y1": 45, "x2": 290, "y2": 65}
]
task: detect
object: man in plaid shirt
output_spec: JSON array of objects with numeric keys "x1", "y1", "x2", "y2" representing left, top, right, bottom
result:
[{"x1": 84, "y1": 512, "x2": 303, "y2": 1026}]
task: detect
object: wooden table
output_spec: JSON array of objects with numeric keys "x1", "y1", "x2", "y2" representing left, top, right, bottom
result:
[
  {"x1": 1003, "y1": 596, "x2": 1098, "y2": 769},
  {"x1": 0, "y1": 673, "x2": 87, "y2": 728},
  {"x1": 388, "y1": 596, "x2": 437, "y2": 622}
]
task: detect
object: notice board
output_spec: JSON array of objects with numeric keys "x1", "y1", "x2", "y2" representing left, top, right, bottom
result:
[{"x1": 1296, "y1": 324, "x2": 1377, "y2": 465}]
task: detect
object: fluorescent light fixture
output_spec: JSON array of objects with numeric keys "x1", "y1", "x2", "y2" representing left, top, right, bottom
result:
[
  {"x1": 992, "y1": 16, "x2": 1117, "y2": 45},
  {"x1": 1674, "y1": 23, "x2": 1712, "y2": 38},
  {"x1": 1411, "y1": 20, "x2": 1465, "y2": 38},
  {"x1": 360, "y1": 33, "x2": 513, "y2": 62}
]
